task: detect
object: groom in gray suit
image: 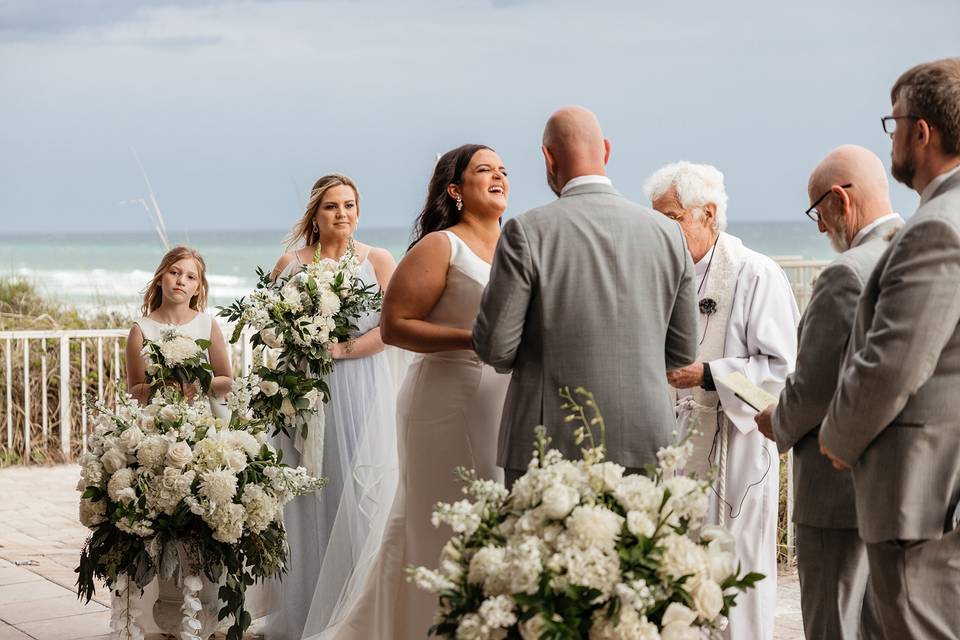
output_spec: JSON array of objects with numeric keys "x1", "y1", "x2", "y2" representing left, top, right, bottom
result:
[
  {"x1": 819, "y1": 58, "x2": 960, "y2": 639},
  {"x1": 473, "y1": 106, "x2": 698, "y2": 486},
  {"x1": 755, "y1": 145, "x2": 900, "y2": 640}
]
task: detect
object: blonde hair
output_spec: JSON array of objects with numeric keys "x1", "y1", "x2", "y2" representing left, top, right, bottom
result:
[
  {"x1": 286, "y1": 174, "x2": 361, "y2": 249},
  {"x1": 141, "y1": 246, "x2": 209, "y2": 315}
]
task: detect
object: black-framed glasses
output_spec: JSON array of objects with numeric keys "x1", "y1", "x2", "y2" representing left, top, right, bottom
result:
[
  {"x1": 881, "y1": 115, "x2": 921, "y2": 135},
  {"x1": 805, "y1": 183, "x2": 852, "y2": 222}
]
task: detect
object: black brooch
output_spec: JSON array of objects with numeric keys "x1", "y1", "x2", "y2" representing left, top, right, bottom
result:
[{"x1": 699, "y1": 298, "x2": 717, "y2": 315}]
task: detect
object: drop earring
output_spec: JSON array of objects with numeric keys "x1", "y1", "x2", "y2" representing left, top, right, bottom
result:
[
  {"x1": 455, "y1": 196, "x2": 463, "y2": 211},
  {"x1": 312, "y1": 222, "x2": 319, "y2": 233}
]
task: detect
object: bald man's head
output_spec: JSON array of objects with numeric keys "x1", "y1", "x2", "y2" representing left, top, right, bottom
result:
[
  {"x1": 541, "y1": 106, "x2": 611, "y2": 195},
  {"x1": 808, "y1": 145, "x2": 894, "y2": 250}
]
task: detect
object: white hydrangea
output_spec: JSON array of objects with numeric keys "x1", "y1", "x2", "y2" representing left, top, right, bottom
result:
[
  {"x1": 614, "y1": 474, "x2": 663, "y2": 515},
  {"x1": 209, "y1": 503, "x2": 245, "y2": 544},
  {"x1": 587, "y1": 461, "x2": 625, "y2": 493},
  {"x1": 136, "y1": 436, "x2": 170, "y2": 469},
  {"x1": 468, "y1": 546, "x2": 507, "y2": 593},
  {"x1": 199, "y1": 468, "x2": 238, "y2": 506},
  {"x1": 659, "y1": 533, "x2": 709, "y2": 583},
  {"x1": 240, "y1": 484, "x2": 280, "y2": 533},
  {"x1": 565, "y1": 505, "x2": 624, "y2": 551},
  {"x1": 662, "y1": 476, "x2": 707, "y2": 526},
  {"x1": 107, "y1": 467, "x2": 136, "y2": 502},
  {"x1": 590, "y1": 606, "x2": 661, "y2": 640},
  {"x1": 503, "y1": 535, "x2": 543, "y2": 595},
  {"x1": 158, "y1": 331, "x2": 202, "y2": 365},
  {"x1": 478, "y1": 595, "x2": 517, "y2": 629},
  {"x1": 549, "y1": 544, "x2": 620, "y2": 598},
  {"x1": 148, "y1": 467, "x2": 196, "y2": 515}
]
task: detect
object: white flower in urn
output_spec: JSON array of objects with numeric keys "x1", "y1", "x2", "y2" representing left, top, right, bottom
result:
[
  {"x1": 691, "y1": 578, "x2": 724, "y2": 621},
  {"x1": 165, "y1": 441, "x2": 193, "y2": 468},
  {"x1": 539, "y1": 483, "x2": 579, "y2": 520},
  {"x1": 101, "y1": 447, "x2": 128, "y2": 474},
  {"x1": 119, "y1": 426, "x2": 145, "y2": 452}
]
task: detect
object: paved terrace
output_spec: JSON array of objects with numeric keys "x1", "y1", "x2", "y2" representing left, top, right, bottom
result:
[{"x1": 0, "y1": 465, "x2": 804, "y2": 640}]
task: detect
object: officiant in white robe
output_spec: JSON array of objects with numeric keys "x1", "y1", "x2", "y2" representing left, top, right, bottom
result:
[{"x1": 645, "y1": 162, "x2": 799, "y2": 640}]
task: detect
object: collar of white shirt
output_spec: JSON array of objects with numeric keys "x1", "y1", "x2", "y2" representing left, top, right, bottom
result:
[
  {"x1": 560, "y1": 175, "x2": 612, "y2": 195},
  {"x1": 851, "y1": 213, "x2": 904, "y2": 248},
  {"x1": 920, "y1": 163, "x2": 960, "y2": 206}
]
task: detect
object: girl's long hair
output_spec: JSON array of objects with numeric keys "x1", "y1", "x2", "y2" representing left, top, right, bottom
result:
[
  {"x1": 409, "y1": 144, "x2": 491, "y2": 250},
  {"x1": 141, "y1": 246, "x2": 209, "y2": 315}
]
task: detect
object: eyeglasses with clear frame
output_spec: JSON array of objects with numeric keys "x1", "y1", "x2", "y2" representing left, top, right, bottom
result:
[{"x1": 805, "y1": 184, "x2": 853, "y2": 223}]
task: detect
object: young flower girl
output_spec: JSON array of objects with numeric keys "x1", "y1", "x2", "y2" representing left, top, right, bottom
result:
[{"x1": 125, "y1": 246, "x2": 232, "y2": 418}]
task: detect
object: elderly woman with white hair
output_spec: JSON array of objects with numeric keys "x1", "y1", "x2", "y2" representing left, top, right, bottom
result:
[{"x1": 644, "y1": 161, "x2": 800, "y2": 640}]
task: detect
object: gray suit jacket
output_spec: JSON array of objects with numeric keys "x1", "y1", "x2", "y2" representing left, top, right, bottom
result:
[
  {"x1": 820, "y1": 169, "x2": 960, "y2": 543},
  {"x1": 472, "y1": 182, "x2": 698, "y2": 470},
  {"x1": 772, "y1": 218, "x2": 900, "y2": 529}
]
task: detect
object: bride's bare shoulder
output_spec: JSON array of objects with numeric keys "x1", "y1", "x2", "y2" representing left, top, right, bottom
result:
[{"x1": 271, "y1": 251, "x2": 299, "y2": 279}]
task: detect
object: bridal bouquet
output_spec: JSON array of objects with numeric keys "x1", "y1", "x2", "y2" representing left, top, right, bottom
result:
[
  {"x1": 412, "y1": 389, "x2": 761, "y2": 640},
  {"x1": 141, "y1": 327, "x2": 213, "y2": 394},
  {"x1": 76, "y1": 392, "x2": 324, "y2": 640},
  {"x1": 218, "y1": 241, "x2": 381, "y2": 437}
]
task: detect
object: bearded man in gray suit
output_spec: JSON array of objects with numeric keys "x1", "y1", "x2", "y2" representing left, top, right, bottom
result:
[
  {"x1": 472, "y1": 106, "x2": 698, "y2": 486},
  {"x1": 818, "y1": 58, "x2": 960, "y2": 639},
  {"x1": 755, "y1": 145, "x2": 901, "y2": 640}
]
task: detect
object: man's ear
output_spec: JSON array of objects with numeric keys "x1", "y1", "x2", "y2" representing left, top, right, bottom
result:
[
  {"x1": 834, "y1": 185, "x2": 852, "y2": 217},
  {"x1": 602, "y1": 138, "x2": 611, "y2": 165},
  {"x1": 702, "y1": 202, "x2": 717, "y2": 224},
  {"x1": 917, "y1": 119, "x2": 933, "y2": 148},
  {"x1": 541, "y1": 144, "x2": 555, "y2": 173}
]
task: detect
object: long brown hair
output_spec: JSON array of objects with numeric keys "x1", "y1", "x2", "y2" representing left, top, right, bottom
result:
[
  {"x1": 141, "y1": 246, "x2": 209, "y2": 315},
  {"x1": 409, "y1": 144, "x2": 491, "y2": 250},
  {"x1": 286, "y1": 174, "x2": 361, "y2": 249}
]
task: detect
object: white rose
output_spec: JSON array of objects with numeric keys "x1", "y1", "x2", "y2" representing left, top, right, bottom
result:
[
  {"x1": 119, "y1": 426, "x2": 144, "y2": 452},
  {"x1": 661, "y1": 602, "x2": 697, "y2": 628},
  {"x1": 101, "y1": 447, "x2": 128, "y2": 474},
  {"x1": 519, "y1": 615, "x2": 547, "y2": 640},
  {"x1": 303, "y1": 388, "x2": 322, "y2": 410},
  {"x1": 158, "y1": 404, "x2": 180, "y2": 423},
  {"x1": 539, "y1": 484, "x2": 579, "y2": 520},
  {"x1": 661, "y1": 625, "x2": 700, "y2": 640},
  {"x1": 692, "y1": 578, "x2": 724, "y2": 621},
  {"x1": 587, "y1": 461, "x2": 625, "y2": 493},
  {"x1": 258, "y1": 380, "x2": 280, "y2": 397},
  {"x1": 116, "y1": 487, "x2": 137, "y2": 505},
  {"x1": 224, "y1": 449, "x2": 248, "y2": 472},
  {"x1": 260, "y1": 327, "x2": 284, "y2": 349},
  {"x1": 166, "y1": 441, "x2": 193, "y2": 468},
  {"x1": 139, "y1": 414, "x2": 156, "y2": 432},
  {"x1": 708, "y1": 547, "x2": 738, "y2": 584}
]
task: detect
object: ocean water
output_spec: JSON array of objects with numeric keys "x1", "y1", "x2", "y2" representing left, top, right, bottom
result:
[{"x1": 0, "y1": 222, "x2": 834, "y2": 316}]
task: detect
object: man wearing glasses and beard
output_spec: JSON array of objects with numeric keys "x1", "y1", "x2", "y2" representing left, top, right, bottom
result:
[{"x1": 819, "y1": 58, "x2": 960, "y2": 639}]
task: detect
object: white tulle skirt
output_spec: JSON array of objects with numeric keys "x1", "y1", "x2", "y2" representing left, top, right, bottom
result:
[{"x1": 266, "y1": 346, "x2": 408, "y2": 640}]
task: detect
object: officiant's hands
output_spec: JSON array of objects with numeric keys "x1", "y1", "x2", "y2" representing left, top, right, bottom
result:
[
  {"x1": 819, "y1": 438, "x2": 850, "y2": 471},
  {"x1": 666, "y1": 362, "x2": 704, "y2": 389},
  {"x1": 755, "y1": 406, "x2": 776, "y2": 442}
]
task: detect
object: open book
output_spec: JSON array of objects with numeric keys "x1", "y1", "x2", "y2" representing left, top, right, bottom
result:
[{"x1": 715, "y1": 371, "x2": 778, "y2": 412}]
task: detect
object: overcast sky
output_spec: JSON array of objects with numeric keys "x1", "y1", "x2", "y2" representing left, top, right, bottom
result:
[{"x1": 1, "y1": 0, "x2": 958, "y2": 233}]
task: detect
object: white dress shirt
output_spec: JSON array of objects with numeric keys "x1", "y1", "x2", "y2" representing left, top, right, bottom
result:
[
  {"x1": 920, "y1": 163, "x2": 960, "y2": 206},
  {"x1": 560, "y1": 174, "x2": 612, "y2": 195}
]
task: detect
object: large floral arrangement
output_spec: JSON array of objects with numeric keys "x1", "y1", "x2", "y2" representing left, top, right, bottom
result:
[
  {"x1": 412, "y1": 389, "x2": 761, "y2": 640},
  {"x1": 140, "y1": 327, "x2": 213, "y2": 394},
  {"x1": 218, "y1": 241, "x2": 381, "y2": 438},
  {"x1": 76, "y1": 392, "x2": 324, "y2": 640}
]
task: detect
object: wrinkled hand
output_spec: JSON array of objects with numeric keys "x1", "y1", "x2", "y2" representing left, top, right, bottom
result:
[
  {"x1": 819, "y1": 437, "x2": 849, "y2": 471},
  {"x1": 667, "y1": 363, "x2": 705, "y2": 389},
  {"x1": 755, "y1": 406, "x2": 776, "y2": 443}
]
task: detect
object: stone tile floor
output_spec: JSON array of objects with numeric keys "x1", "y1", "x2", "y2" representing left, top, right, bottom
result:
[{"x1": 0, "y1": 465, "x2": 805, "y2": 639}]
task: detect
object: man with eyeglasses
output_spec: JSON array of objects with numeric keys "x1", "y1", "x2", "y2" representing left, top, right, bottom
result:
[
  {"x1": 817, "y1": 58, "x2": 960, "y2": 639},
  {"x1": 755, "y1": 145, "x2": 900, "y2": 640}
]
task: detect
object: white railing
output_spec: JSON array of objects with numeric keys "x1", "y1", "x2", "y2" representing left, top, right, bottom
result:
[{"x1": 0, "y1": 326, "x2": 253, "y2": 465}]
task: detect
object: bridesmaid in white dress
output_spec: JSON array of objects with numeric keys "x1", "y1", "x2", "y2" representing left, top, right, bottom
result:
[
  {"x1": 315, "y1": 145, "x2": 511, "y2": 639},
  {"x1": 268, "y1": 174, "x2": 400, "y2": 640},
  {"x1": 123, "y1": 246, "x2": 235, "y2": 633},
  {"x1": 126, "y1": 246, "x2": 233, "y2": 418}
]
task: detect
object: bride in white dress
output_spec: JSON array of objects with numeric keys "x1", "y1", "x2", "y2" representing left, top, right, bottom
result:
[
  {"x1": 313, "y1": 145, "x2": 511, "y2": 639},
  {"x1": 268, "y1": 174, "x2": 401, "y2": 640}
]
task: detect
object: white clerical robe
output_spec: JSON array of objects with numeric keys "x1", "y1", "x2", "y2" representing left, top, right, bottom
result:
[{"x1": 675, "y1": 233, "x2": 799, "y2": 640}]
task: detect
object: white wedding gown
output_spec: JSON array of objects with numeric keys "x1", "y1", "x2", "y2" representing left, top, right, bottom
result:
[
  {"x1": 269, "y1": 254, "x2": 404, "y2": 640},
  {"x1": 315, "y1": 230, "x2": 510, "y2": 640}
]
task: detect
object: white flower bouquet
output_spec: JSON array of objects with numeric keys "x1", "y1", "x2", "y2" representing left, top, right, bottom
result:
[
  {"x1": 218, "y1": 241, "x2": 381, "y2": 438},
  {"x1": 140, "y1": 327, "x2": 213, "y2": 394},
  {"x1": 412, "y1": 388, "x2": 762, "y2": 640},
  {"x1": 76, "y1": 392, "x2": 324, "y2": 640}
]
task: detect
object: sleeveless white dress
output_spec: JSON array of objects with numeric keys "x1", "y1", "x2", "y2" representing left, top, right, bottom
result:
[
  {"x1": 316, "y1": 230, "x2": 510, "y2": 640},
  {"x1": 270, "y1": 254, "x2": 403, "y2": 640},
  {"x1": 135, "y1": 312, "x2": 230, "y2": 420}
]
